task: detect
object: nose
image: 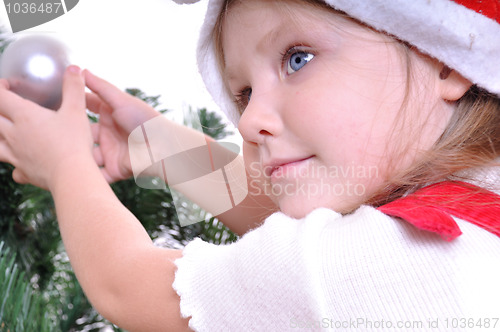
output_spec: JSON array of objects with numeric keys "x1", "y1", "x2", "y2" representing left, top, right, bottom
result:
[{"x1": 238, "y1": 89, "x2": 283, "y2": 145}]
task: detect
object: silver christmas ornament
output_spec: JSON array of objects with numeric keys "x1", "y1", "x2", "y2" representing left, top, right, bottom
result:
[{"x1": 0, "y1": 35, "x2": 69, "y2": 110}]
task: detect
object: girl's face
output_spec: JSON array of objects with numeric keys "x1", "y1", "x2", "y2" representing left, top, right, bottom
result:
[{"x1": 222, "y1": 0, "x2": 454, "y2": 218}]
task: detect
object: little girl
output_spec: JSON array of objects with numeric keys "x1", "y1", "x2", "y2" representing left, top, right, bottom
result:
[{"x1": 1, "y1": 0, "x2": 500, "y2": 330}]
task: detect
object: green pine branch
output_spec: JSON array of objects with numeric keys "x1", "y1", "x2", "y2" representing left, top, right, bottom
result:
[{"x1": 0, "y1": 241, "x2": 55, "y2": 331}]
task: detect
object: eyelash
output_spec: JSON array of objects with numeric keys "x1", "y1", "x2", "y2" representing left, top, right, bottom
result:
[
  {"x1": 280, "y1": 45, "x2": 309, "y2": 73},
  {"x1": 234, "y1": 87, "x2": 252, "y2": 113},
  {"x1": 234, "y1": 45, "x2": 314, "y2": 113}
]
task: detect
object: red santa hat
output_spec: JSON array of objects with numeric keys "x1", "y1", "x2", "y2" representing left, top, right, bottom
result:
[{"x1": 173, "y1": 0, "x2": 500, "y2": 125}]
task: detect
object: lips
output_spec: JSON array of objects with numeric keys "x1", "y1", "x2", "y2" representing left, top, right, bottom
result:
[{"x1": 263, "y1": 156, "x2": 313, "y2": 179}]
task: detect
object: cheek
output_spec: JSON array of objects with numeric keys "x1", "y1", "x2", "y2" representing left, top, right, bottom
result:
[
  {"x1": 242, "y1": 142, "x2": 259, "y2": 171},
  {"x1": 323, "y1": 100, "x2": 397, "y2": 175},
  {"x1": 309, "y1": 93, "x2": 376, "y2": 144}
]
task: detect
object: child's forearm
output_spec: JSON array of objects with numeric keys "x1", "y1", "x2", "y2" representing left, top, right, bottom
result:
[
  {"x1": 215, "y1": 174, "x2": 278, "y2": 234},
  {"x1": 131, "y1": 116, "x2": 277, "y2": 235},
  {"x1": 49, "y1": 155, "x2": 189, "y2": 331},
  {"x1": 51, "y1": 155, "x2": 150, "y2": 286}
]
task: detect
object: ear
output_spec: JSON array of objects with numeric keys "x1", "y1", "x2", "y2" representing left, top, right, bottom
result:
[{"x1": 438, "y1": 65, "x2": 473, "y2": 102}]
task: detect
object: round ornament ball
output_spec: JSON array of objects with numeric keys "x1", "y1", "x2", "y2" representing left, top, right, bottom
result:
[{"x1": 0, "y1": 35, "x2": 70, "y2": 110}]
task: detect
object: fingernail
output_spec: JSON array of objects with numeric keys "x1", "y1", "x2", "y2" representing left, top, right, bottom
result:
[
  {"x1": 83, "y1": 68, "x2": 93, "y2": 77},
  {"x1": 68, "y1": 65, "x2": 81, "y2": 74}
]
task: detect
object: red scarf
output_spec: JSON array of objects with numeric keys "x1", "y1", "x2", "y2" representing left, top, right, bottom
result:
[{"x1": 378, "y1": 181, "x2": 500, "y2": 241}]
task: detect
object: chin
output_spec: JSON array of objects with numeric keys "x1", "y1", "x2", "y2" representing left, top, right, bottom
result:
[
  {"x1": 278, "y1": 200, "x2": 316, "y2": 219},
  {"x1": 281, "y1": 209, "x2": 309, "y2": 220},
  {"x1": 278, "y1": 196, "x2": 363, "y2": 219}
]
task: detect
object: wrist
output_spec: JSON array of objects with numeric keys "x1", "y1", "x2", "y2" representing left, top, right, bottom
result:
[{"x1": 48, "y1": 153, "x2": 103, "y2": 194}]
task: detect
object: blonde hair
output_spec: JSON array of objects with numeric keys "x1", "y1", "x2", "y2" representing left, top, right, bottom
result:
[
  {"x1": 370, "y1": 86, "x2": 500, "y2": 206},
  {"x1": 213, "y1": 0, "x2": 500, "y2": 209}
]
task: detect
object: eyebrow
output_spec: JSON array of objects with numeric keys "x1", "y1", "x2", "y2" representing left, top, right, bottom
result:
[
  {"x1": 224, "y1": 22, "x2": 287, "y2": 82},
  {"x1": 256, "y1": 23, "x2": 286, "y2": 53}
]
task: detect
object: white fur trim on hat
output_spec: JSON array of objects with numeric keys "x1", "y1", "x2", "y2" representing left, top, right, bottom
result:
[
  {"x1": 174, "y1": 0, "x2": 500, "y2": 125},
  {"x1": 171, "y1": 0, "x2": 200, "y2": 4}
]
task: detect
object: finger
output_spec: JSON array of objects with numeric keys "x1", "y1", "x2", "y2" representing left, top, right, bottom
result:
[
  {"x1": 0, "y1": 119, "x2": 14, "y2": 160},
  {"x1": 86, "y1": 92, "x2": 107, "y2": 114},
  {"x1": 91, "y1": 122, "x2": 100, "y2": 142},
  {"x1": 60, "y1": 65, "x2": 86, "y2": 113},
  {"x1": 0, "y1": 142, "x2": 15, "y2": 165},
  {"x1": 0, "y1": 114, "x2": 13, "y2": 133},
  {"x1": 93, "y1": 145, "x2": 104, "y2": 166},
  {"x1": 0, "y1": 82, "x2": 32, "y2": 121},
  {"x1": 100, "y1": 168, "x2": 114, "y2": 184},
  {"x1": 12, "y1": 167, "x2": 28, "y2": 185},
  {"x1": 0, "y1": 79, "x2": 10, "y2": 89},
  {"x1": 84, "y1": 69, "x2": 128, "y2": 109}
]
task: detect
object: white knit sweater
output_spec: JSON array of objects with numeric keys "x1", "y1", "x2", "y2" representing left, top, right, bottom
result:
[{"x1": 173, "y1": 171, "x2": 500, "y2": 331}]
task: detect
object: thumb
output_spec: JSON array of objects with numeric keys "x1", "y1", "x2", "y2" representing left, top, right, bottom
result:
[{"x1": 60, "y1": 65, "x2": 86, "y2": 113}]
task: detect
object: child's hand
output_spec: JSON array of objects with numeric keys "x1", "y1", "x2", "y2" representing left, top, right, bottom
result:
[
  {"x1": 0, "y1": 65, "x2": 92, "y2": 190},
  {"x1": 84, "y1": 70, "x2": 160, "y2": 183}
]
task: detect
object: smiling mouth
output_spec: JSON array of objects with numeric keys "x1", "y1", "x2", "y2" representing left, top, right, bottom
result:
[{"x1": 265, "y1": 156, "x2": 314, "y2": 179}]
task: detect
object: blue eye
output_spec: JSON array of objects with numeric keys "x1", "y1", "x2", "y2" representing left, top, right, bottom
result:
[
  {"x1": 246, "y1": 88, "x2": 252, "y2": 102},
  {"x1": 287, "y1": 51, "x2": 314, "y2": 74}
]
